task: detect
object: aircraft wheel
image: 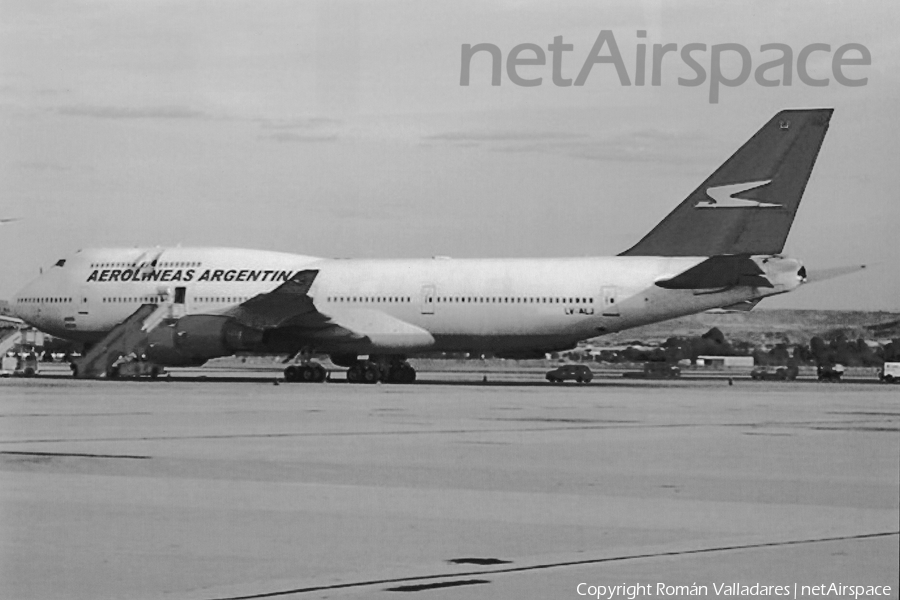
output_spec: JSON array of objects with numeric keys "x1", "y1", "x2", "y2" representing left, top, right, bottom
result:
[
  {"x1": 314, "y1": 365, "x2": 327, "y2": 382},
  {"x1": 301, "y1": 366, "x2": 316, "y2": 382},
  {"x1": 363, "y1": 364, "x2": 380, "y2": 383},
  {"x1": 284, "y1": 366, "x2": 299, "y2": 382},
  {"x1": 347, "y1": 365, "x2": 362, "y2": 383},
  {"x1": 388, "y1": 363, "x2": 415, "y2": 383}
]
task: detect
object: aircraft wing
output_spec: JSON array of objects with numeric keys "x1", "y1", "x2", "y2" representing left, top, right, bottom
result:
[
  {"x1": 225, "y1": 270, "x2": 329, "y2": 330},
  {"x1": 224, "y1": 270, "x2": 434, "y2": 349}
]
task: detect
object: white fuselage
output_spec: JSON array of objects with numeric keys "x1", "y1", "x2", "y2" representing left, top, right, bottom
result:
[{"x1": 12, "y1": 246, "x2": 803, "y2": 357}]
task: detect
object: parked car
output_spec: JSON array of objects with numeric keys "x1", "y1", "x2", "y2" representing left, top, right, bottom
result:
[
  {"x1": 546, "y1": 364, "x2": 593, "y2": 383},
  {"x1": 750, "y1": 365, "x2": 799, "y2": 381},
  {"x1": 622, "y1": 362, "x2": 681, "y2": 379},
  {"x1": 817, "y1": 364, "x2": 844, "y2": 382},
  {"x1": 643, "y1": 361, "x2": 681, "y2": 378}
]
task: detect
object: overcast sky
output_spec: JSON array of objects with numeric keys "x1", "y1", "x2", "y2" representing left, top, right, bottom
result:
[{"x1": 1, "y1": 0, "x2": 897, "y2": 310}]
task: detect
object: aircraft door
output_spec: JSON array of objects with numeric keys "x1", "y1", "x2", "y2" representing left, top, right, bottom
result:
[
  {"x1": 71, "y1": 286, "x2": 90, "y2": 330},
  {"x1": 420, "y1": 285, "x2": 435, "y2": 315},
  {"x1": 602, "y1": 286, "x2": 620, "y2": 316},
  {"x1": 172, "y1": 286, "x2": 187, "y2": 318},
  {"x1": 77, "y1": 287, "x2": 90, "y2": 316}
]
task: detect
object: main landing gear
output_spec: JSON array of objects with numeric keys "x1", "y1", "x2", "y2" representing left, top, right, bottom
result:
[
  {"x1": 282, "y1": 353, "x2": 416, "y2": 384},
  {"x1": 284, "y1": 363, "x2": 328, "y2": 383},
  {"x1": 346, "y1": 359, "x2": 416, "y2": 384}
]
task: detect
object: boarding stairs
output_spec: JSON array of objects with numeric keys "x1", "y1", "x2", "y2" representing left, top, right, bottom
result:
[
  {"x1": 73, "y1": 303, "x2": 173, "y2": 379},
  {"x1": 0, "y1": 329, "x2": 23, "y2": 356}
]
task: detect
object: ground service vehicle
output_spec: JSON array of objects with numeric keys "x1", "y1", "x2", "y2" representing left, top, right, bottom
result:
[
  {"x1": 107, "y1": 360, "x2": 164, "y2": 379},
  {"x1": 879, "y1": 362, "x2": 900, "y2": 383}
]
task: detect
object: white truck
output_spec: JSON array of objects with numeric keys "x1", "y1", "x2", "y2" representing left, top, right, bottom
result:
[
  {"x1": 879, "y1": 362, "x2": 900, "y2": 383},
  {"x1": 0, "y1": 353, "x2": 39, "y2": 377}
]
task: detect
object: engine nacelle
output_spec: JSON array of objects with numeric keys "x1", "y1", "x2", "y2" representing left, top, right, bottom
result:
[
  {"x1": 146, "y1": 315, "x2": 264, "y2": 366},
  {"x1": 329, "y1": 353, "x2": 359, "y2": 368}
]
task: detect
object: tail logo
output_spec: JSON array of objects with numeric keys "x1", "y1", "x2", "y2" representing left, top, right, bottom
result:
[{"x1": 695, "y1": 180, "x2": 780, "y2": 209}]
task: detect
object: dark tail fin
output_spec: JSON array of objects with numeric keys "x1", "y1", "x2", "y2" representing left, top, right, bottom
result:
[{"x1": 620, "y1": 108, "x2": 833, "y2": 257}]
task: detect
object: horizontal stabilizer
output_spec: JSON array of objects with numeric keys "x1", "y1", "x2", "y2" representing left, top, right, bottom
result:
[
  {"x1": 655, "y1": 255, "x2": 772, "y2": 290},
  {"x1": 804, "y1": 264, "x2": 867, "y2": 283}
]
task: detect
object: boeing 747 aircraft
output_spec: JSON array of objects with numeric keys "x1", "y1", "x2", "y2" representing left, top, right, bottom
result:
[{"x1": 12, "y1": 109, "x2": 834, "y2": 382}]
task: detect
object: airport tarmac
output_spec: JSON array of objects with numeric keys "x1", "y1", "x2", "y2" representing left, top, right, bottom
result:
[{"x1": 0, "y1": 375, "x2": 897, "y2": 599}]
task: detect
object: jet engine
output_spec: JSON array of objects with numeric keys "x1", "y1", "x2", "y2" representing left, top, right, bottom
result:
[
  {"x1": 329, "y1": 353, "x2": 359, "y2": 368},
  {"x1": 146, "y1": 315, "x2": 264, "y2": 366}
]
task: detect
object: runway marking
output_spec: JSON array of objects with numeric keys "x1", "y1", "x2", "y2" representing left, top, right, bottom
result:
[
  {"x1": 205, "y1": 531, "x2": 899, "y2": 600},
  {"x1": 811, "y1": 426, "x2": 899, "y2": 432},
  {"x1": 829, "y1": 411, "x2": 900, "y2": 417},
  {"x1": 1, "y1": 417, "x2": 891, "y2": 445},
  {"x1": 0, "y1": 412, "x2": 155, "y2": 418},
  {"x1": 0, "y1": 424, "x2": 695, "y2": 445},
  {"x1": 491, "y1": 417, "x2": 639, "y2": 424},
  {"x1": 447, "y1": 558, "x2": 511, "y2": 565},
  {"x1": 0, "y1": 450, "x2": 150, "y2": 459},
  {"x1": 384, "y1": 579, "x2": 490, "y2": 592}
]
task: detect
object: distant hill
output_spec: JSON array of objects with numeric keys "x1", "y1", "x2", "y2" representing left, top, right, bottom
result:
[{"x1": 595, "y1": 309, "x2": 900, "y2": 347}]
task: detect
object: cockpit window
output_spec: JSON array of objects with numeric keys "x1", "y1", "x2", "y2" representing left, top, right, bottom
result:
[{"x1": 54, "y1": 259, "x2": 66, "y2": 267}]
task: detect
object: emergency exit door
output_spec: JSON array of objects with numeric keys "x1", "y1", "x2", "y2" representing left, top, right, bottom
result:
[
  {"x1": 602, "y1": 286, "x2": 620, "y2": 316},
  {"x1": 420, "y1": 285, "x2": 435, "y2": 315}
]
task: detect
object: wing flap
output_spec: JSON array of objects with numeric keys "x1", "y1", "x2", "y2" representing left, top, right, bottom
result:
[
  {"x1": 226, "y1": 270, "x2": 434, "y2": 350},
  {"x1": 324, "y1": 308, "x2": 435, "y2": 349},
  {"x1": 718, "y1": 298, "x2": 763, "y2": 312}
]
